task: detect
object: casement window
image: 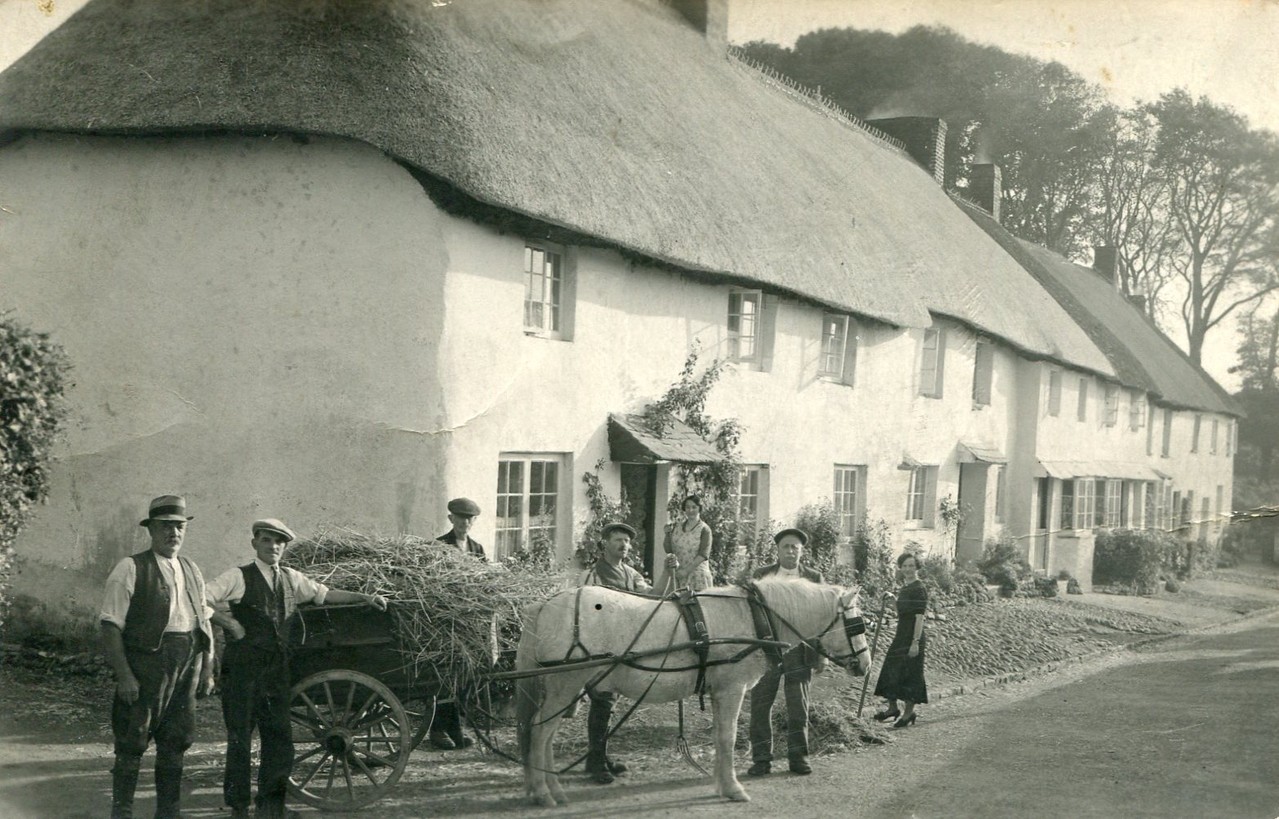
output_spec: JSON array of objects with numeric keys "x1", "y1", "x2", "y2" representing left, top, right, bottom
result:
[
  {"x1": 1226, "y1": 420, "x2": 1234, "y2": 456},
  {"x1": 1072, "y1": 478, "x2": 1096, "y2": 531},
  {"x1": 1153, "y1": 483, "x2": 1167, "y2": 531},
  {"x1": 1146, "y1": 404, "x2": 1156, "y2": 455},
  {"x1": 1060, "y1": 480, "x2": 1075, "y2": 531},
  {"x1": 735, "y1": 465, "x2": 769, "y2": 543},
  {"x1": 1047, "y1": 370, "x2": 1063, "y2": 417},
  {"x1": 1076, "y1": 377, "x2": 1089, "y2": 422},
  {"x1": 523, "y1": 242, "x2": 573, "y2": 339},
  {"x1": 918, "y1": 327, "x2": 947, "y2": 398},
  {"x1": 1163, "y1": 484, "x2": 1174, "y2": 531},
  {"x1": 993, "y1": 466, "x2": 1007, "y2": 522},
  {"x1": 1191, "y1": 414, "x2": 1202, "y2": 453},
  {"x1": 1143, "y1": 482, "x2": 1157, "y2": 530},
  {"x1": 819, "y1": 313, "x2": 859, "y2": 385},
  {"x1": 1161, "y1": 409, "x2": 1173, "y2": 457},
  {"x1": 905, "y1": 466, "x2": 938, "y2": 527},
  {"x1": 1102, "y1": 480, "x2": 1123, "y2": 528},
  {"x1": 833, "y1": 465, "x2": 867, "y2": 539},
  {"x1": 1210, "y1": 418, "x2": 1219, "y2": 454},
  {"x1": 1103, "y1": 385, "x2": 1119, "y2": 427},
  {"x1": 1129, "y1": 392, "x2": 1146, "y2": 431},
  {"x1": 1200, "y1": 496, "x2": 1211, "y2": 536},
  {"x1": 728, "y1": 290, "x2": 777, "y2": 370},
  {"x1": 972, "y1": 338, "x2": 994, "y2": 406},
  {"x1": 495, "y1": 453, "x2": 568, "y2": 559}
]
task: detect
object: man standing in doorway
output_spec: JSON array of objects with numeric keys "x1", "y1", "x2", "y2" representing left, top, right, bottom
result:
[
  {"x1": 748, "y1": 527, "x2": 823, "y2": 777},
  {"x1": 427, "y1": 497, "x2": 485, "y2": 749},
  {"x1": 98, "y1": 494, "x2": 215, "y2": 819},
  {"x1": 206, "y1": 518, "x2": 387, "y2": 819},
  {"x1": 581, "y1": 522, "x2": 651, "y2": 784}
]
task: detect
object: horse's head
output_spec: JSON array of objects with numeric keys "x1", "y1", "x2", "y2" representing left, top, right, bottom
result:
[{"x1": 813, "y1": 587, "x2": 872, "y2": 677}]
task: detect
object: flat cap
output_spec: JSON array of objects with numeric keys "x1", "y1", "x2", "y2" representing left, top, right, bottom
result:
[
  {"x1": 252, "y1": 518, "x2": 296, "y2": 543},
  {"x1": 447, "y1": 497, "x2": 481, "y2": 516},
  {"x1": 773, "y1": 527, "x2": 809, "y2": 546},
  {"x1": 601, "y1": 522, "x2": 637, "y2": 540},
  {"x1": 140, "y1": 495, "x2": 193, "y2": 526}
]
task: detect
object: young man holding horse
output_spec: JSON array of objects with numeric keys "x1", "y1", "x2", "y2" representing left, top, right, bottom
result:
[
  {"x1": 581, "y1": 521, "x2": 650, "y2": 784},
  {"x1": 748, "y1": 527, "x2": 823, "y2": 776}
]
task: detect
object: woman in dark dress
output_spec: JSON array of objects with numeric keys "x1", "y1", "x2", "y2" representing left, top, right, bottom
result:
[{"x1": 872, "y1": 552, "x2": 928, "y2": 728}]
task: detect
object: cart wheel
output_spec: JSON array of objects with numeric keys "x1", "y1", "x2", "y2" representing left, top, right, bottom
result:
[{"x1": 288, "y1": 670, "x2": 410, "y2": 812}]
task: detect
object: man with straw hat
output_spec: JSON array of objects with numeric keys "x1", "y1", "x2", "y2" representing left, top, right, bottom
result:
[
  {"x1": 206, "y1": 518, "x2": 387, "y2": 819},
  {"x1": 747, "y1": 527, "x2": 823, "y2": 778},
  {"x1": 427, "y1": 497, "x2": 485, "y2": 749},
  {"x1": 98, "y1": 494, "x2": 215, "y2": 819},
  {"x1": 580, "y1": 522, "x2": 651, "y2": 784}
]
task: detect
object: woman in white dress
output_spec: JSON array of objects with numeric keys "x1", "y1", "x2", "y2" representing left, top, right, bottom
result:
[{"x1": 663, "y1": 495, "x2": 715, "y2": 591}]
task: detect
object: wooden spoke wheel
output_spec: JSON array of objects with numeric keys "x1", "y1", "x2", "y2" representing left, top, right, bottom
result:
[{"x1": 288, "y1": 670, "x2": 411, "y2": 812}]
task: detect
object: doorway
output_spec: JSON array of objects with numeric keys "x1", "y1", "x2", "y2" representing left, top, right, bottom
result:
[{"x1": 620, "y1": 464, "x2": 659, "y2": 577}]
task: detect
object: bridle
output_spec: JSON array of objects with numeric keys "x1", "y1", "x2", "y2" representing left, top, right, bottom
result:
[{"x1": 753, "y1": 584, "x2": 870, "y2": 672}]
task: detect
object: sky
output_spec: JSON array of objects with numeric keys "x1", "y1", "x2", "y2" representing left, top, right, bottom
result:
[{"x1": 3, "y1": 0, "x2": 1276, "y2": 389}]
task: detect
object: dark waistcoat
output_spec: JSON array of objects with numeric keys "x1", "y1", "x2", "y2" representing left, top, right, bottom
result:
[
  {"x1": 226, "y1": 564, "x2": 297, "y2": 661},
  {"x1": 122, "y1": 550, "x2": 210, "y2": 653}
]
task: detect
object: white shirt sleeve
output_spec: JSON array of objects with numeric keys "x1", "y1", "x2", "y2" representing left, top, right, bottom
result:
[
  {"x1": 99, "y1": 558, "x2": 136, "y2": 629},
  {"x1": 205, "y1": 566, "x2": 247, "y2": 607},
  {"x1": 286, "y1": 568, "x2": 330, "y2": 605}
]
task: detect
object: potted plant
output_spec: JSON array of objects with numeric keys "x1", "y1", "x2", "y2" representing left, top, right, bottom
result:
[{"x1": 1055, "y1": 569, "x2": 1072, "y2": 597}]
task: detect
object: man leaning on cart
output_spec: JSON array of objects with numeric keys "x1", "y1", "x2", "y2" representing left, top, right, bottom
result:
[{"x1": 206, "y1": 518, "x2": 387, "y2": 819}]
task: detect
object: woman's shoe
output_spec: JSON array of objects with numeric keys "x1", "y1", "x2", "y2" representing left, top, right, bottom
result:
[
  {"x1": 892, "y1": 713, "x2": 917, "y2": 729},
  {"x1": 873, "y1": 709, "x2": 900, "y2": 722}
]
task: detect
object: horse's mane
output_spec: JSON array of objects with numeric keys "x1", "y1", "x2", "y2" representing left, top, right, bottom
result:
[{"x1": 750, "y1": 576, "x2": 853, "y2": 612}]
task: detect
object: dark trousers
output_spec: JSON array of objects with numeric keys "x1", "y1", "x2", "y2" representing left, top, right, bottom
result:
[
  {"x1": 111, "y1": 632, "x2": 200, "y2": 819},
  {"x1": 749, "y1": 652, "x2": 812, "y2": 763},
  {"x1": 585, "y1": 690, "x2": 616, "y2": 768},
  {"x1": 221, "y1": 650, "x2": 293, "y2": 814},
  {"x1": 430, "y1": 700, "x2": 462, "y2": 738}
]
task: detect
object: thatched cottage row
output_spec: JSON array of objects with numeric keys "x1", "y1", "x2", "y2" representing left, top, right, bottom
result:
[{"x1": 0, "y1": 0, "x2": 1235, "y2": 604}]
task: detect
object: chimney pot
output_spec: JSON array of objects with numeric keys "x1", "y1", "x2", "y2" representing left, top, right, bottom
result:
[
  {"x1": 865, "y1": 116, "x2": 947, "y2": 186},
  {"x1": 970, "y1": 164, "x2": 1002, "y2": 223}
]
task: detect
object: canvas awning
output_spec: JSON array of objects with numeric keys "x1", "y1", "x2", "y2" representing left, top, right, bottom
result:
[
  {"x1": 1036, "y1": 460, "x2": 1163, "y2": 481},
  {"x1": 958, "y1": 441, "x2": 1007, "y2": 464},
  {"x1": 607, "y1": 413, "x2": 721, "y2": 465}
]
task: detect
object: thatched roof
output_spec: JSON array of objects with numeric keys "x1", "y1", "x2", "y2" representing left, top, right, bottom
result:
[
  {"x1": 958, "y1": 200, "x2": 1239, "y2": 416},
  {"x1": 0, "y1": 0, "x2": 1110, "y2": 374}
]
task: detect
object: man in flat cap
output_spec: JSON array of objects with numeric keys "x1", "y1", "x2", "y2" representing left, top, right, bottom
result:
[
  {"x1": 426, "y1": 497, "x2": 486, "y2": 749},
  {"x1": 206, "y1": 518, "x2": 387, "y2": 819},
  {"x1": 99, "y1": 494, "x2": 215, "y2": 819},
  {"x1": 747, "y1": 527, "x2": 824, "y2": 778},
  {"x1": 580, "y1": 522, "x2": 651, "y2": 784},
  {"x1": 436, "y1": 496, "x2": 486, "y2": 560}
]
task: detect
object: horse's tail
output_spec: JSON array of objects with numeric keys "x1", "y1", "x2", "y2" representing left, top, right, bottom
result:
[{"x1": 515, "y1": 600, "x2": 546, "y2": 768}]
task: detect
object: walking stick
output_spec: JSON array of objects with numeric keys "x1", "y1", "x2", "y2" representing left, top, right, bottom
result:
[{"x1": 856, "y1": 592, "x2": 894, "y2": 718}]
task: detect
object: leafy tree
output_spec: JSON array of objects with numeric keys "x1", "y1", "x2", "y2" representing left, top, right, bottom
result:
[
  {"x1": 1149, "y1": 90, "x2": 1279, "y2": 364},
  {"x1": 1231, "y1": 305, "x2": 1279, "y2": 482},
  {"x1": 1, "y1": 315, "x2": 70, "y2": 630}
]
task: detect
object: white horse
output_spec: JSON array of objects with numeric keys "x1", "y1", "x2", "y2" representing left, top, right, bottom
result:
[{"x1": 515, "y1": 579, "x2": 871, "y2": 806}]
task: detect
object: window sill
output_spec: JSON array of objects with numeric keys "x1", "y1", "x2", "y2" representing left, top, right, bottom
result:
[
  {"x1": 819, "y1": 374, "x2": 852, "y2": 387},
  {"x1": 524, "y1": 330, "x2": 570, "y2": 342},
  {"x1": 972, "y1": 401, "x2": 989, "y2": 411},
  {"x1": 902, "y1": 521, "x2": 933, "y2": 531}
]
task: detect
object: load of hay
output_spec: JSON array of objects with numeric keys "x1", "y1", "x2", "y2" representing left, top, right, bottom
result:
[{"x1": 282, "y1": 528, "x2": 573, "y2": 689}]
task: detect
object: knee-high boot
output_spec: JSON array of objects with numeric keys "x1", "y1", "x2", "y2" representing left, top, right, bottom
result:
[
  {"x1": 154, "y1": 766, "x2": 184, "y2": 819},
  {"x1": 111, "y1": 756, "x2": 142, "y2": 819},
  {"x1": 584, "y1": 697, "x2": 614, "y2": 784}
]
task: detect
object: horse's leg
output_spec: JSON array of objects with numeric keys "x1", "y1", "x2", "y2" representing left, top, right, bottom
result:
[
  {"x1": 711, "y1": 682, "x2": 750, "y2": 802},
  {"x1": 542, "y1": 710, "x2": 569, "y2": 805}
]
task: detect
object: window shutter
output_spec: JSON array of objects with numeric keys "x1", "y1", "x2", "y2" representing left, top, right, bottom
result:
[{"x1": 841, "y1": 319, "x2": 859, "y2": 386}]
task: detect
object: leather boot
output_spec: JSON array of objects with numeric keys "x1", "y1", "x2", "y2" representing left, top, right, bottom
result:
[
  {"x1": 111, "y1": 756, "x2": 141, "y2": 819},
  {"x1": 154, "y1": 766, "x2": 184, "y2": 819},
  {"x1": 584, "y1": 697, "x2": 614, "y2": 784}
]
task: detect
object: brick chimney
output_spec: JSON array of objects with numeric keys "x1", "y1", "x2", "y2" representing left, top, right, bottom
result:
[
  {"x1": 1092, "y1": 246, "x2": 1119, "y2": 287},
  {"x1": 969, "y1": 164, "x2": 1002, "y2": 223},
  {"x1": 669, "y1": 0, "x2": 728, "y2": 47},
  {"x1": 865, "y1": 117, "x2": 947, "y2": 185},
  {"x1": 1128, "y1": 293, "x2": 1148, "y2": 313}
]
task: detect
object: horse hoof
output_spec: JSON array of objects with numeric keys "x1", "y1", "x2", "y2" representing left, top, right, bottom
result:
[
  {"x1": 725, "y1": 787, "x2": 751, "y2": 802},
  {"x1": 532, "y1": 794, "x2": 558, "y2": 808}
]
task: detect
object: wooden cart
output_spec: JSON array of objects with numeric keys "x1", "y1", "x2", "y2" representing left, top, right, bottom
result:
[{"x1": 286, "y1": 602, "x2": 448, "y2": 812}]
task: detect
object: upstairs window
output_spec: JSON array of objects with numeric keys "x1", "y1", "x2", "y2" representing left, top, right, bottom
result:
[
  {"x1": 905, "y1": 465, "x2": 938, "y2": 527},
  {"x1": 1191, "y1": 414, "x2": 1202, "y2": 453},
  {"x1": 918, "y1": 327, "x2": 946, "y2": 398},
  {"x1": 1226, "y1": 420, "x2": 1234, "y2": 457},
  {"x1": 1210, "y1": 418, "x2": 1219, "y2": 454},
  {"x1": 523, "y1": 242, "x2": 572, "y2": 339},
  {"x1": 1103, "y1": 385, "x2": 1119, "y2": 427},
  {"x1": 819, "y1": 313, "x2": 859, "y2": 386},
  {"x1": 1161, "y1": 409, "x2": 1173, "y2": 457},
  {"x1": 1077, "y1": 377, "x2": 1089, "y2": 422},
  {"x1": 972, "y1": 338, "x2": 994, "y2": 406},
  {"x1": 1146, "y1": 404, "x2": 1156, "y2": 455},
  {"x1": 1129, "y1": 391, "x2": 1146, "y2": 431},
  {"x1": 1047, "y1": 370, "x2": 1063, "y2": 417},
  {"x1": 728, "y1": 291, "x2": 777, "y2": 370}
]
